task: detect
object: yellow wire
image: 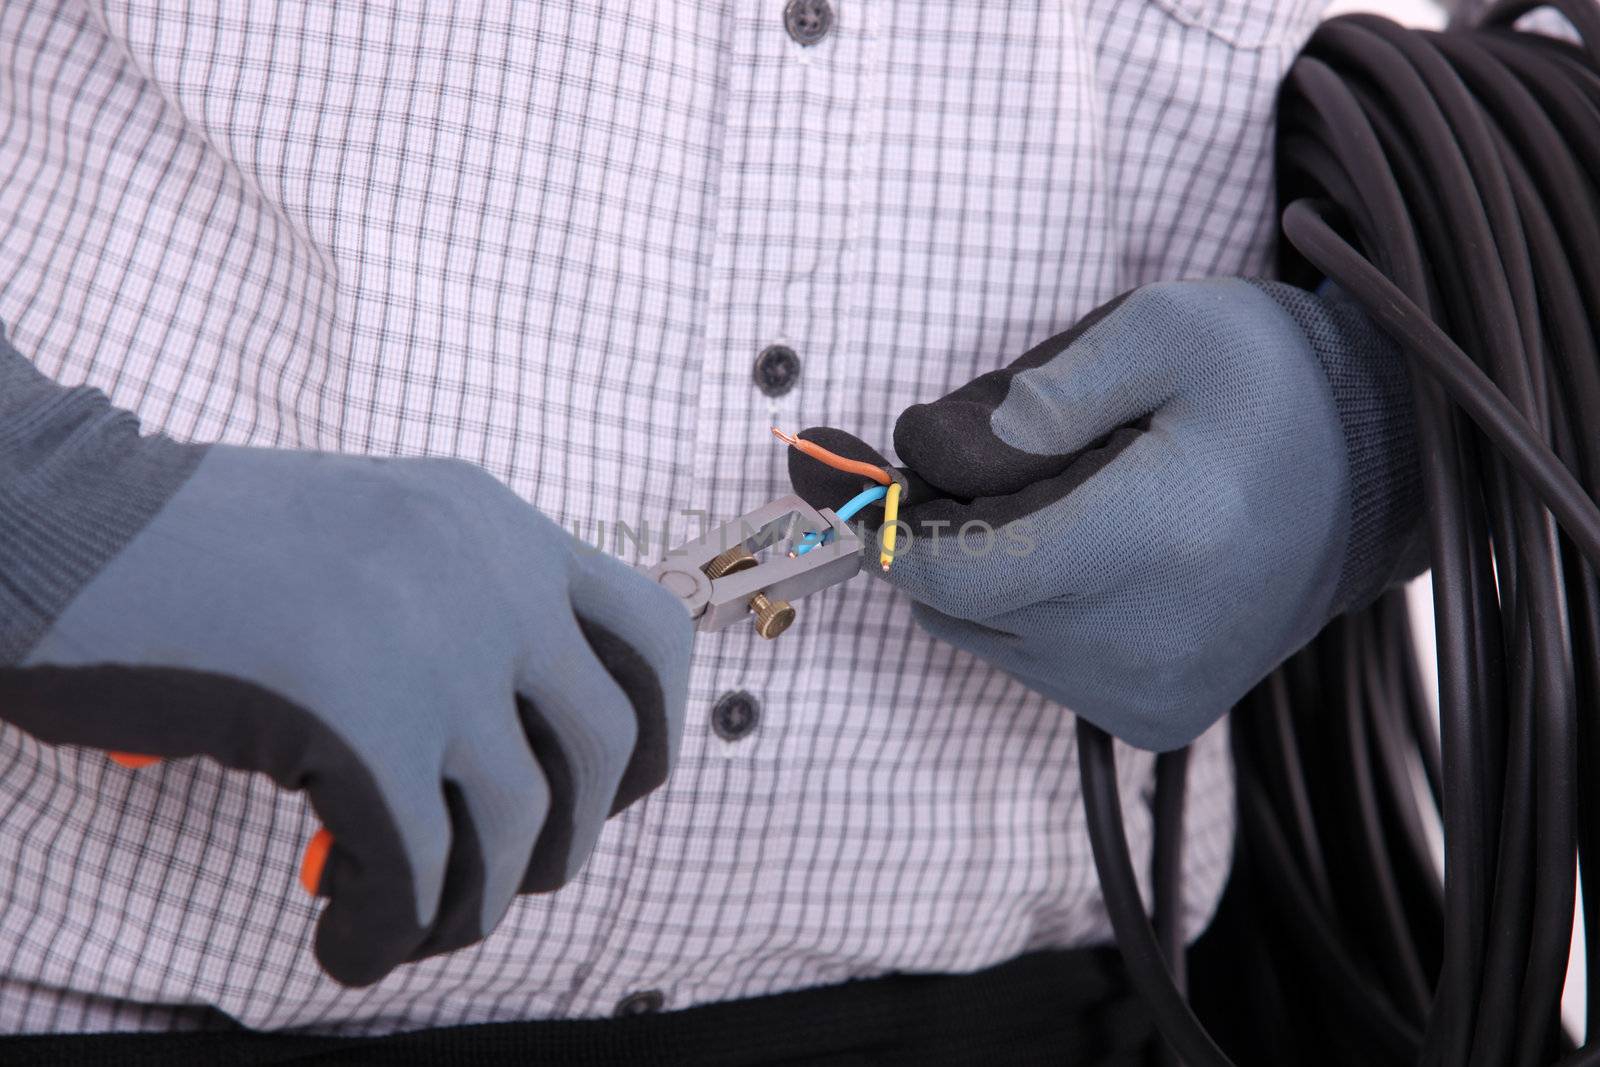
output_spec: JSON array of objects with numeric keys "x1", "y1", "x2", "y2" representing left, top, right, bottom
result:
[{"x1": 879, "y1": 481, "x2": 902, "y2": 571}]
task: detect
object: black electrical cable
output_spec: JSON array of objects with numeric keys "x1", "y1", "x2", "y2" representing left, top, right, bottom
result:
[
  {"x1": 1079, "y1": 8, "x2": 1600, "y2": 1065},
  {"x1": 1151, "y1": 747, "x2": 1191, "y2": 1067},
  {"x1": 1079, "y1": 722, "x2": 1233, "y2": 1067},
  {"x1": 1152, "y1": 748, "x2": 1190, "y2": 998},
  {"x1": 1342, "y1": 617, "x2": 1434, "y2": 1023}
]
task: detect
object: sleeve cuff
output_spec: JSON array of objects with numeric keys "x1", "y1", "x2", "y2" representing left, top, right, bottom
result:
[
  {"x1": 0, "y1": 324, "x2": 204, "y2": 662},
  {"x1": 1250, "y1": 281, "x2": 1428, "y2": 616}
]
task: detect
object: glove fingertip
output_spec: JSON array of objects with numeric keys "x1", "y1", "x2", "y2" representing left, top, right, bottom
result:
[
  {"x1": 893, "y1": 400, "x2": 1015, "y2": 498},
  {"x1": 888, "y1": 401, "x2": 940, "y2": 464},
  {"x1": 306, "y1": 815, "x2": 437, "y2": 987},
  {"x1": 313, "y1": 885, "x2": 418, "y2": 988}
]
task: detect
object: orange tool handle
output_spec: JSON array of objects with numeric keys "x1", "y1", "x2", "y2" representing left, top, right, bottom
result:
[
  {"x1": 108, "y1": 752, "x2": 331, "y2": 896},
  {"x1": 299, "y1": 828, "x2": 334, "y2": 895}
]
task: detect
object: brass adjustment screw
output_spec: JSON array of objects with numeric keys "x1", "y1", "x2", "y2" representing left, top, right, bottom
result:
[{"x1": 702, "y1": 546, "x2": 796, "y2": 639}]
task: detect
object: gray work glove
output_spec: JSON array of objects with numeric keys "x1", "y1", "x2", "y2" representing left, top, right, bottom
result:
[
  {"x1": 0, "y1": 326, "x2": 693, "y2": 987},
  {"x1": 789, "y1": 280, "x2": 1424, "y2": 751}
]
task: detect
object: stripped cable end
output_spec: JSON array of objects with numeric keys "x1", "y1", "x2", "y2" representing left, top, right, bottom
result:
[{"x1": 774, "y1": 426, "x2": 898, "y2": 564}]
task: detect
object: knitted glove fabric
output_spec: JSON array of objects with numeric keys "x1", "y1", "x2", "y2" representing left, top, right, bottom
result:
[
  {"x1": 0, "y1": 325, "x2": 693, "y2": 986},
  {"x1": 788, "y1": 280, "x2": 1423, "y2": 751}
]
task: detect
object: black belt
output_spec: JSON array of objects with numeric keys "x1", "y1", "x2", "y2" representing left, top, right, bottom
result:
[{"x1": 4, "y1": 947, "x2": 1153, "y2": 1066}]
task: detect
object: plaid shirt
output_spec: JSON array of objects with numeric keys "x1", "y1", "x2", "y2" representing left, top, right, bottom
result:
[{"x1": 0, "y1": 0, "x2": 1324, "y2": 1033}]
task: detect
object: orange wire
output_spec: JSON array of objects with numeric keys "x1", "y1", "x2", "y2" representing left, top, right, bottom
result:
[{"x1": 771, "y1": 427, "x2": 892, "y2": 485}]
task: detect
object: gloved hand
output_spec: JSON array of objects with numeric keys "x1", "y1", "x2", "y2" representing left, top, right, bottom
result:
[
  {"x1": 788, "y1": 280, "x2": 1423, "y2": 751},
  {"x1": 0, "y1": 327, "x2": 693, "y2": 987}
]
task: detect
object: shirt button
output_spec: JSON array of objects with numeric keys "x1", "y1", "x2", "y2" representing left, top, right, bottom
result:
[
  {"x1": 784, "y1": 0, "x2": 835, "y2": 47},
  {"x1": 613, "y1": 989, "x2": 665, "y2": 1017},
  {"x1": 753, "y1": 344, "x2": 801, "y2": 397},
  {"x1": 711, "y1": 690, "x2": 762, "y2": 742}
]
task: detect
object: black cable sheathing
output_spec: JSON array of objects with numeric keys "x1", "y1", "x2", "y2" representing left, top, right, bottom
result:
[
  {"x1": 1079, "y1": 10, "x2": 1600, "y2": 1065},
  {"x1": 1151, "y1": 747, "x2": 1191, "y2": 1067},
  {"x1": 1078, "y1": 721, "x2": 1234, "y2": 1067}
]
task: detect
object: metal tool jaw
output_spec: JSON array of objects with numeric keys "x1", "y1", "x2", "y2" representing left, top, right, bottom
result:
[{"x1": 647, "y1": 494, "x2": 864, "y2": 634}]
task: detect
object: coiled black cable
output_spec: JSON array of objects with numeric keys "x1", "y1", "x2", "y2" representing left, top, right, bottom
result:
[{"x1": 1079, "y1": 6, "x2": 1600, "y2": 1065}]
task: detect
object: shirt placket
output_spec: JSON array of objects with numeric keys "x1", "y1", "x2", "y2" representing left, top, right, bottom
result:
[
  {"x1": 688, "y1": 0, "x2": 880, "y2": 719},
  {"x1": 582, "y1": 0, "x2": 882, "y2": 1016},
  {"x1": 697, "y1": 0, "x2": 876, "y2": 521}
]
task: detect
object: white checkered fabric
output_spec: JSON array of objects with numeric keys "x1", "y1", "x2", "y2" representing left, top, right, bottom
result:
[{"x1": 0, "y1": 0, "x2": 1325, "y2": 1033}]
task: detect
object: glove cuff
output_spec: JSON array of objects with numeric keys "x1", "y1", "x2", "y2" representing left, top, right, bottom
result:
[
  {"x1": 0, "y1": 326, "x2": 204, "y2": 662},
  {"x1": 1250, "y1": 281, "x2": 1427, "y2": 616}
]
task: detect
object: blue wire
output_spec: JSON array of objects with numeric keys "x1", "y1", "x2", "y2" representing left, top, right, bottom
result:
[
  {"x1": 793, "y1": 484, "x2": 887, "y2": 556},
  {"x1": 835, "y1": 484, "x2": 889, "y2": 522}
]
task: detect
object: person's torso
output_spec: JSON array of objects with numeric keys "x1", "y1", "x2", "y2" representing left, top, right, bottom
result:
[{"x1": 0, "y1": 0, "x2": 1320, "y2": 1033}]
